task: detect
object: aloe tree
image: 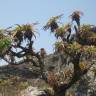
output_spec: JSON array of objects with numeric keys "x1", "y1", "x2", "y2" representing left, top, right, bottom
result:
[
  {"x1": 44, "y1": 15, "x2": 72, "y2": 42},
  {"x1": 75, "y1": 24, "x2": 96, "y2": 45},
  {"x1": 13, "y1": 24, "x2": 37, "y2": 47},
  {"x1": 55, "y1": 23, "x2": 71, "y2": 42},
  {"x1": 69, "y1": 11, "x2": 83, "y2": 30},
  {"x1": 43, "y1": 12, "x2": 96, "y2": 96},
  {"x1": 0, "y1": 24, "x2": 45, "y2": 77},
  {"x1": 0, "y1": 29, "x2": 12, "y2": 53},
  {"x1": 43, "y1": 14, "x2": 63, "y2": 32}
]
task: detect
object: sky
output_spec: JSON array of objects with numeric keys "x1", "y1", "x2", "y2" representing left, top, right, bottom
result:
[{"x1": 0, "y1": 0, "x2": 96, "y2": 54}]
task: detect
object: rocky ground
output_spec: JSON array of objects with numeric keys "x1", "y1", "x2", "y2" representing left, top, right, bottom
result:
[{"x1": 0, "y1": 53, "x2": 96, "y2": 96}]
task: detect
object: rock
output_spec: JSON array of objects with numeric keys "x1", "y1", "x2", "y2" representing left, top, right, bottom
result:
[{"x1": 20, "y1": 86, "x2": 46, "y2": 96}]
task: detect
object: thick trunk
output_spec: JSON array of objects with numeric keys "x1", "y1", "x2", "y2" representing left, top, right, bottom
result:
[{"x1": 53, "y1": 52, "x2": 82, "y2": 96}]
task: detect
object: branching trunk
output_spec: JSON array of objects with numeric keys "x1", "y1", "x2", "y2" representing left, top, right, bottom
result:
[{"x1": 52, "y1": 52, "x2": 95, "y2": 96}]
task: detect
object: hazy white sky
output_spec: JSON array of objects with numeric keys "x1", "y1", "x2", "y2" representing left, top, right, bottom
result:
[{"x1": 0, "y1": 0, "x2": 96, "y2": 54}]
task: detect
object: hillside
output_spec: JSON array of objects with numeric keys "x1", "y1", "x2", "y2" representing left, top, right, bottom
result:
[{"x1": 0, "y1": 50, "x2": 96, "y2": 96}]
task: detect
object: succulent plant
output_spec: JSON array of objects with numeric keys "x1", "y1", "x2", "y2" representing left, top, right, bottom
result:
[{"x1": 43, "y1": 14, "x2": 63, "y2": 32}]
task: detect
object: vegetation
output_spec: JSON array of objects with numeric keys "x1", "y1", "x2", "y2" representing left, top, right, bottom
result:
[
  {"x1": 0, "y1": 10, "x2": 96, "y2": 96},
  {"x1": 43, "y1": 10, "x2": 96, "y2": 96}
]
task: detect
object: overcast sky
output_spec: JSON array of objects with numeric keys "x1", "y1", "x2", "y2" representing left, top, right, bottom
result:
[{"x1": 0, "y1": 0, "x2": 96, "y2": 54}]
